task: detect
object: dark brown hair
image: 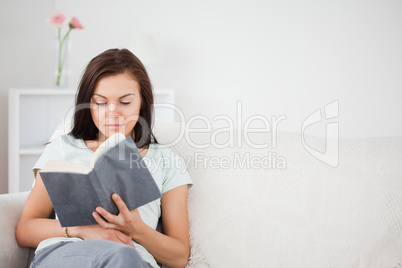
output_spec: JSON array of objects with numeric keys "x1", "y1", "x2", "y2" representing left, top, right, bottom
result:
[{"x1": 70, "y1": 48, "x2": 157, "y2": 147}]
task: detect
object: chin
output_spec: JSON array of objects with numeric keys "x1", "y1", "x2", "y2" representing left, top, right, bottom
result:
[{"x1": 102, "y1": 130, "x2": 120, "y2": 139}]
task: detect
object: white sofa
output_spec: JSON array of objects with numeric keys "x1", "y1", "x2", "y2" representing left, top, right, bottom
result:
[{"x1": 1, "y1": 122, "x2": 402, "y2": 267}]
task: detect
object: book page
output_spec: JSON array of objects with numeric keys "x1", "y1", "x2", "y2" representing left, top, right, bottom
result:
[
  {"x1": 90, "y1": 133, "x2": 126, "y2": 168},
  {"x1": 41, "y1": 160, "x2": 92, "y2": 174}
]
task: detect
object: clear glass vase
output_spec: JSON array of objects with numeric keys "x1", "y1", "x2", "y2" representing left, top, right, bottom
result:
[{"x1": 54, "y1": 35, "x2": 72, "y2": 88}]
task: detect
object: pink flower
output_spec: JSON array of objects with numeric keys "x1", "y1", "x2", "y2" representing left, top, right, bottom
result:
[
  {"x1": 47, "y1": 11, "x2": 70, "y2": 28},
  {"x1": 46, "y1": 11, "x2": 84, "y2": 86},
  {"x1": 69, "y1": 17, "x2": 84, "y2": 30}
]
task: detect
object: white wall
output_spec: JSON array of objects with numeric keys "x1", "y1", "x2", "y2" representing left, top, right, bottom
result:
[{"x1": 1, "y1": 0, "x2": 401, "y2": 193}]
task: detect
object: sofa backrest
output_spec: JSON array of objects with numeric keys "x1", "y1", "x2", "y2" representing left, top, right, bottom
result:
[{"x1": 153, "y1": 122, "x2": 402, "y2": 267}]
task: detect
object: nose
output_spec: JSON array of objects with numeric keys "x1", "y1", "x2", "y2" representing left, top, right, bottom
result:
[
  {"x1": 108, "y1": 103, "x2": 116, "y2": 112},
  {"x1": 104, "y1": 103, "x2": 121, "y2": 116},
  {"x1": 105, "y1": 103, "x2": 124, "y2": 123},
  {"x1": 103, "y1": 103, "x2": 119, "y2": 120}
]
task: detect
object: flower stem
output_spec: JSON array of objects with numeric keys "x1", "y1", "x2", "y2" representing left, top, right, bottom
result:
[{"x1": 56, "y1": 27, "x2": 72, "y2": 86}]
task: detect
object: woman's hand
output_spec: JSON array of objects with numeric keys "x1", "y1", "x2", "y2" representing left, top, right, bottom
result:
[
  {"x1": 69, "y1": 224, "x2": 135, "y2": 248},
  {"x1": 92, "y1": 193, "x2": 144, "y2": 239}
]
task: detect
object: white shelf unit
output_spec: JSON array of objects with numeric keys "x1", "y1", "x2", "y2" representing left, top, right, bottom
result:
[
  {"x1": 153, "y1": 89, "x2": 176, "y2": 122},
  {"x1": 8, "y1": 88, "x2": 175, "y2": 193},
  {"x1": 8, "y1": 89, "x2": 76, "y2": 193}
]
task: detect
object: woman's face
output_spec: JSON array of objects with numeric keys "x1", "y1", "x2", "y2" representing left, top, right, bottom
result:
[{"x1": 90, "y1": 73, "x2": 141, "y2": 141}]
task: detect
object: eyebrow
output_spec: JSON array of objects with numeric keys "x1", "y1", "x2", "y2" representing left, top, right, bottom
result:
[{"x1": 93, "y1": 93, "x2": 135, "y2": 99}]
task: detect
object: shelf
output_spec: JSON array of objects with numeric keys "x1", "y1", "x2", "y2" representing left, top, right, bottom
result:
[
  {"x1": 8, "y1": 89, "x2": 76, "y2": 193},
  {"x1": 9, "y1": 88, "x2": 76, "y2": 95},
  {"x1": 19, "y1": 147, "x2": 45, "y2": 155}
]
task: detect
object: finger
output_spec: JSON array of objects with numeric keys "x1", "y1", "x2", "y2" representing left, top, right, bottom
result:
[
  {"x1": 112, "y1": 193, "x2": 131, "y2": 218},
  {"x1": 95, "y1": 206, "x2": 118, "y2": 224},
  {"x1": 116, "y1": 232, "x2": 135, "y2": 248},
  {"x1": 92, "y1": 211, "x2": 115, "y2": 229}
]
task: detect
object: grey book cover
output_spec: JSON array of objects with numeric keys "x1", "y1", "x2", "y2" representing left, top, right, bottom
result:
[{"x1": 40, "y1": 136, "x2": 162, "y2": 227}]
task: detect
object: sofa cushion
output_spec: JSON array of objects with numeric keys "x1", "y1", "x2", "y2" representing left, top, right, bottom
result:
[{"x1": 154, "y1": 122, "x2": 402, "y2": 267}]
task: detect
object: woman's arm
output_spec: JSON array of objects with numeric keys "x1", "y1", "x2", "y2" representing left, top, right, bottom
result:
[
  {"x1": 16, "y1": 171, "x2": 134, "y2": 248},
  {"x1": 16, "y1": 171, "x2": 64, "y2": 247},
  {"x1": 93, "y1": 185, "x2": 190, "y2": 268},
  {"x1": 136, "y1": 185, "x2": 190, "y2": 267}
]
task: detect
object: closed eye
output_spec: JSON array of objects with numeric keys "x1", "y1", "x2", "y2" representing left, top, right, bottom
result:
[
  {"x1": 96, "y1": 102, "x2": 106, "y2": 106},
  {"x1": 120, "y1": 102, "x2": 131, "y2": 105}
]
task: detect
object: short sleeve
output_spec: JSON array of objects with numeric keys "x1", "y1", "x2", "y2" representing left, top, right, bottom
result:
[
  {"x1": 32, "y1": 135, "x2": 66, "y2": 177},
  {"x1": 161, "y1": 148, "x2": 193, "y2": 194}
]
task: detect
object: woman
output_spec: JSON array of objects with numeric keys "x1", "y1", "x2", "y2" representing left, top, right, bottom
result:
[{"x1": 16, "y1": 48, "x2": 193, "y2": 268}]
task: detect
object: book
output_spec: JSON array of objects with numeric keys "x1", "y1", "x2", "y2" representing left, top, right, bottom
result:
[{"x1": 40, "y1": 133, "x2": 162, "y2": 227}]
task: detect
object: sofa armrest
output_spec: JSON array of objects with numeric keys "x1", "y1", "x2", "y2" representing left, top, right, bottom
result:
[{"x1": 0, "y1": 191, "x2": 34, "y2": 268}]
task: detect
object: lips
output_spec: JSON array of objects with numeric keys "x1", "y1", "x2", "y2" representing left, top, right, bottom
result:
[{"x1": 106, "y1": 124, "x2": 122, "y2": 129}]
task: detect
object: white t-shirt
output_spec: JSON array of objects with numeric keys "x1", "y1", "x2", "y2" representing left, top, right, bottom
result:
[{"x1": 33, "y1": 134, "x2": 193, "y2": 268}]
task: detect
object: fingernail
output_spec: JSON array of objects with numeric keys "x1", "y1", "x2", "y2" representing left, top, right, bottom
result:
[
  {"x1": 96, "y1": 207, "x2": 102, "y2": 213},
  {"x1": 112, "y1": 193, "x2": 118, "y2": 199}
]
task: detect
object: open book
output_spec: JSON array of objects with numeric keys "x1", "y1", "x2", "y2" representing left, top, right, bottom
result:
[{"x1": 40, "y1": 133, "x2": 162, "y2": 227}]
